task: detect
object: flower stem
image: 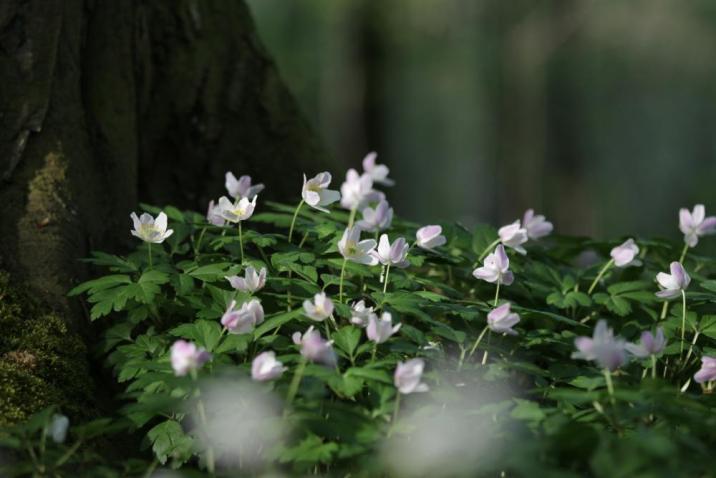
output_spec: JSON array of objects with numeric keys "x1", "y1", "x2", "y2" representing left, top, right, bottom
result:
[
  {"x1": 468, "y1": 325, "x2": 490, "y2": 359},
  {"x1": 680, "y1": 289, "x2": 687, "y2": 356},
  {"x1": 190, "y1": 372, "x2": 215, "y2": 475},
  {"x1": 388, "y1": 393, "x2": 401, "y2": 437},
  {"x1": 147, "y1": 243, "x2": 153, "y2": 269},
  {"x1": 493, "y1": 281, "x2": 501, "y2": 307},
  {"x1": 371, "y1": 342, "x2": 377, "y2": 362},
  {"x1": 54, "y1": 439, "x2": 83, "y2": 468},
  {"x1": 348, "y1": 207, "x2": 358, "y2": 228},
  {"x1": 285, "y1": 356, "x2": 307, "y2": 413},
  {"x1": 603, "y1": 368, "x2": 615, "y2": 405},
  {"x1": 651, "y1": 354, "x2": 657, "y2": 380},
  {"x1": 679, "y1": 243, "x2": 689, "y2": 264},
  {"x1": 478, "y1": 239, "x2": 501, "y2": 261},
  {"x1": 338, "y1": 257, "x2": 348, "y2": 303},
  {"x1": 238, "y1": 221, "x2": 244, "y2": 264},
  {"x1": 588, "y1": 259, "x2": 614, "y2": 295},
  {"x1": 660, "y1": 301, "x2": 669, "y2": 320},
  {"x1": 288, "y1": 200, "x2": 304, "y2": 243},
  {"x1": 383, "y1": 265, "x2": 392, "y2": 295},
  {"x1": 194, "y1": 226, "x2": 207, "y2": 255}
]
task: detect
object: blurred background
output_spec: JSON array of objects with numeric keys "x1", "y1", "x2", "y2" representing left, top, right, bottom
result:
[{"x1": 247, "y1": 0, "x2": 716, "y2": 240}]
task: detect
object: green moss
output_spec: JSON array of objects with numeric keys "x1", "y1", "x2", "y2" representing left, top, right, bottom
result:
[{"x1": 0, "y1": 270, "x2": 94, "y2": 427}]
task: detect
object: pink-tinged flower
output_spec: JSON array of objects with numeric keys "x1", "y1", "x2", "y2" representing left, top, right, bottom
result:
[
  {"x1": 171, "y1": 340, "x2": 211, "y2": 377},
  {"x1": 523, "y1": 209, "x2": 553, "y2": 240},
  {"x1": 302, "y1": 172, "x2": 341, "y2": 213},
  {"x1": 338, "y1": 227, "x2": 379, "y2": 265},
  {"x1": 217, "y1": 195, "x2": 257, "y2": 223},
  {"x1": 303, "y1": 292, "x2": 334, "y2": 322},
  {"x1": 251, "y1": 351, "x2": 287, "y2": 381},
  {"x1": 626, "y1": 327, "x2": 666, "y2": 358},
  {"x1": 610, "y1": 238, "x2": 641, "y2": 268},
  {"x1": 572, "y1": 320, "x2": 627, "y2": 371},
  {"x1": 487, "y1": 303, "x2": 520, "y2": 335},
  {"x1": 367, "y1": 312, "x2": 401, "y2": 344},
  {"x1": 472, "y1": 244, "x2": 514, "y2": 285},
  {"x1": 394, "y1": 358, "x2": 429, "y2": 394},
  {"x1": 130, "y1": 211, "x2": 174, "y2": 243},
  {"x1": 226, "y1": 266, "x2": 266, "y2": 293},
  {"x1": 225, "y1": 172, "x2": 264, "y2": 200},
  {"x1": 362, "y1": 151, "x2": 395, "y2": 186},
  {"x1": 350, "y1": 300, "x2": 375, "y2": 327},
  {"x1": 292, "y1": 326, "x2": 337, "y2": 366},
  {"x1": 416, "y1": 225, "x2": 447, "y2": 250},
  {"x1": 656, "y1": 262, "x2": 690, "y2": 299},
  {"x1": 221, "y1": 299, "x2": 265, "y2": 334},
  {"x1": 357, "y1": 199, "x2": 393, "y2": 232},
  {"x1": 498, "y1": 220, "x2": 528, "y2": 254},
  {"x1": 340, "y1": 168, "x2": 375, "y2": 210},
  {"x1": 206, "y1": 200, "x2": 226, "y2": 227},
  {"x1": 374, "y1": 235, "x2": 410, "y2": 268},
  {"x1": 679, "y1": 204, "x2": 716, "y2": 248},
  {"x1": 694, "y1": 356, "x2": 716, "y2": 383}
]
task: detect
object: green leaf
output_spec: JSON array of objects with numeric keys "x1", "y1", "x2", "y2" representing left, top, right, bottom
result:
[
  {"x1": 187, "y1": 262, "x2": 234, "y2": 282},
  {"x1": 170, "y1": 320, "x2": 222, "y2": 352},
  {"x1": 332, "y1": 326, "x2": 362, "y2": 357},
  {"x1": 147, "y1": 420, "x2": 193, "y2": 467}
]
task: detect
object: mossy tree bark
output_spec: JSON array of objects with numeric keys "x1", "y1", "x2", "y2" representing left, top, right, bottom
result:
[{"x1": 0, "y1": 0, "x2": 328, "y2": 423}]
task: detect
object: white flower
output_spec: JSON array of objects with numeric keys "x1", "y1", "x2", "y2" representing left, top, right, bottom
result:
[
  {"x1": 679, "y1": 204, "x2": 716, "y2": 248},
  {"x1": 226, "y1": 266, "x2": 266, "y2": 293},
  {"x1": 171, "y1": 340, "x2": 211, "y2": 376},
  {"x1": 217, "y1": 195, "x2": 257, "y2": 223},
  {"x1": 130, "y1": 211, "x2": 174, "y2": 243},
  {"x1": 394, "y1": 358, "x2": 429, "y2": 394},
  {"x1": 50, "y1": 414, "x2": 70, "y2": 444},
  {"x1": 225, "y1": 172, "x2": 264, "y2": 200},
  {"x1": 303, "y1": 292, "x2": 334, "y2": 322},
  {"x1": 206, "y1": 200, "x2": 226, "y2": 227},
  {"x1": 251, "y1": 351, "x2": 287, "y2": 381},
  {"x1": 292, "y1": 326, "x2": 337, "y2": 366},
  {"x1": 572, "y1": 320, "x2": 628, "y2": 371},
  {"x1": 486, "y1": 303, "x2": 520, "y2": 335},
  {"x1": 340, "y1": 169, "x2": 374, "y2": 210},
  {"x1": 338, "y1": 227, "x2": 379, "y2": 265},
  {"x1": 522, "y1": 209, "x2": 553, "y2": 240},
  {"x1": 366, "y1": 312, "x2": 401, "y2": 344},
  {"x1": 472, "y1": 245, "x2": 514, "y2": 285},
  {"x1": 350, "y1": 300, "x2": 375, "y2": 327},
  {"x1": 302, "y1": 172, "x2": 341, "y2": 213},
  {"x1": 362, "y1": 151, "x2": 394, "y2": 186},
  {"x1": 416, "y1": 225, "x2": 447, "y2": 250},
  {"x1": 610, "y1": 239, "x2": 641, "y2": 268},
  {"x1": 373, "y1": 234, "x2": 410, "y2": 268},
  {"x1": 356, "y1": 199, "x2": 393, "y2": 232},
  {"x1": 221, "y1": 299, "x2": 265, "y2": 334},
  {"x1": 655, "y1": 262, "x2": 690, "y2": 299},
  {"x1": 498, "y1": 220, "x2": 528, "y2": 254}
]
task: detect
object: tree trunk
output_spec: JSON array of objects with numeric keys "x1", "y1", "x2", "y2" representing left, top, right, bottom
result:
[{"x1": 0, "y1": 0, "x2": 328, "y2": 424}]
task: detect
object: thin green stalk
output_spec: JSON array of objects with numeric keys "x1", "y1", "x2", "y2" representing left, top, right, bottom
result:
[
  {"x1": 191, "y1": 371, "x2": 215, "y2": 475},
  {"x1": 371, "y1": 342, "x2": 377, "y2": 362},
  {"x1": 588, "y1": 259, "x2": 614, "y2": 295},
  {"x1": 660, "y1": 301, "x2": 669, "y2": 320},
  {"x1": 288, "y1": 200, "x2": 304, "y2": 243},
  {"x1": 383, "y1": 265, "x2": 392, "y2": 295},
  {"x1": 238, "y1": 221, "x2": 244, "y2": 264},
  {"x1": 482, "y1": 331, "x2": 492, "y2": 365},
  {"x1": 194, "y1": 226, "x2": 207, "y2": 255},
  {"x1": 142, "y1": 458, "x2": 159, "y2": 478},
  {"x1": 494, "y1": 281, "x2": 501, "y2": 307},
  {"x1": 348, "y1": 207, "x2": 358, "y2": 228},
  {"x1": 679, "y1": 243, "x2": 689, "y2": 264},
  {"x1": 468, "y1": 325, "x2": 490, "y2": 359},
  {"x1": 285, "y1": 356, "x2": 308, "y2": 413},
  {"x1": 680, "y1": 290, "x2": 687, "y2": 356},
  {"x1": 478, "y1": 239, "x2": 501, "y2": 262},
  {"x1": 651, "y1": 354, "x2": 657, "y2": 380},
  {"x1": 54, "y1": 439, "x2": 83, "y2": 468},
  {"x1": 388, "y1": 393, "x2": 401, "y2": 437},
  {"x1": 603, "y1": 368, "x2": 615, "y2": 405},
  {"x1": 338, "y1": 257, "x2": 348, "y2": 303},
  {"x1": 147, "y1": 242, "x2": 153, "y2": 269}
]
